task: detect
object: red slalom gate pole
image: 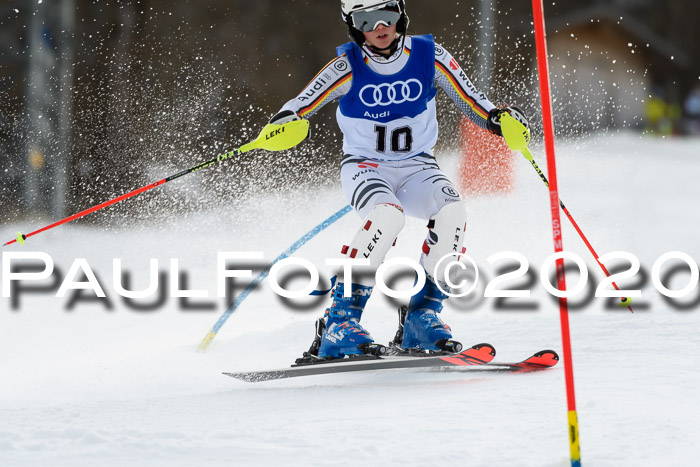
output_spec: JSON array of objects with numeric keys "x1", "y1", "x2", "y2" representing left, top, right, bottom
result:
[{"x1": 530, "y1": 1, "x2": 582, "y2": 466}]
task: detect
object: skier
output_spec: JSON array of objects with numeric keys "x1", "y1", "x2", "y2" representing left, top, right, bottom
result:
[{"x1": 268, "y1": 0, "x2": 528, "y2": 358}]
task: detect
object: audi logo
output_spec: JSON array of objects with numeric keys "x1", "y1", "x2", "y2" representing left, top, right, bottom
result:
[{"x1": 359, "y1": 79, "x2": 423, "y2": 107}]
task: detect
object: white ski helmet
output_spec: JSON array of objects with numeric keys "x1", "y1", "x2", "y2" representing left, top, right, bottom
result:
[{"x1": 341, "y1": 0, "x2": 409, "y2": 46}]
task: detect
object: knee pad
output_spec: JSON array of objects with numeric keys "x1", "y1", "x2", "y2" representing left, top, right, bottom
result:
[
  {"x1": 421, "y1": 200, "x2": 467, "y2": 283},
  {"x1": 338, "y1": 203, "x2": 405, "y2": 285}
]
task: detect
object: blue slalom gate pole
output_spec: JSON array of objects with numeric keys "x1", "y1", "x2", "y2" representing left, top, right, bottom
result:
[{"x1": 197, "y1": 204, "x2": 352, "y2": 351}]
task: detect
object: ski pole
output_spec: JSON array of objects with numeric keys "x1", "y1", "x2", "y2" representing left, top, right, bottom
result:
[
  {"x1": 197, "y1": 204, "x2": 353, "y2": 352},
  {"x1": 3, "y1": 119, "x2": 310, "y2": 247},
  {"x1": 500, "y1": 113, "x2": 633, "y2": 312}
]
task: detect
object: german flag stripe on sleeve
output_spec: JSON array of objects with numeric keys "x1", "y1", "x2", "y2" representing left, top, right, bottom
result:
[
  {"x1": 435, "y1": 61, "x2": 489, "y2": 120},
  {"x1": 298, "y1": 72, "x2": 353, "y2": 118},
  {"x1": 301, "y1": 55, "x2": 345, "y2": 91}
]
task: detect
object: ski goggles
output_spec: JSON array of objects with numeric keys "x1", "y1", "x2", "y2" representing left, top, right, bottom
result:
[{"x1": 350, "y1": 1, "x2": 402, "y2": 32}]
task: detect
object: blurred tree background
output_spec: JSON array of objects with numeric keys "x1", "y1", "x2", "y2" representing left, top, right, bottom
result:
[{"x1": 1, "y1": 0, "x2": 698, "y2": 224}]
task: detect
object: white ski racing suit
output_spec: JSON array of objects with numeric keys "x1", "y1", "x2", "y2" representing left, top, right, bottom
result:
[{"x1": 277, "y1": 36, "x2": 498, "y2": 285}]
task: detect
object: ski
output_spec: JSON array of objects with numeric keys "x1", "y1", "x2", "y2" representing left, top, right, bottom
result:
[
  {"x1": 225, "y1": 343, "x2": 495, "y2": 383},
  {"x1": 224, "y1": 345, "x2": 559, "y2": 383},
  {"x1": 492, "y1": 349, "x2": 560, "y2": 370}
]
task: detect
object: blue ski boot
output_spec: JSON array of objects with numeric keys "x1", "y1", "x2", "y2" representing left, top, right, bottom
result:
[
  {"x1": 401, "y1": 275, "x2": 462, "y2": 353},
  {"x1": 317, "y1": 282, "x2": 376, "y2": 358}
]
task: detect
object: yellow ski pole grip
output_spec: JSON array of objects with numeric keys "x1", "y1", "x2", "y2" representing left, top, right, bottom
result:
[
  {"x1": 500, "y1": 112, "x2": 531, "y2": 151},
  {"x1": 242, "y1": 119, "x2": 310, "y2": 153}
]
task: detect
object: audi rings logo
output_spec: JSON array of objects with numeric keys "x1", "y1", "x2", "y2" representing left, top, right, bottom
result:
[{"x1": 359, "y1": 79, "x2": 423, "y2": 107}]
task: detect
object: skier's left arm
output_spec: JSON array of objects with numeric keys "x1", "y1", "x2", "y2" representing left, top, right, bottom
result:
[{"x1": 434, "y1": 44, "x2": 528, "y2": 137}]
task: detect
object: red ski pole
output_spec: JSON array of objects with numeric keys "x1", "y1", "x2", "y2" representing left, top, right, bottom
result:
[
  {"x1": 3, "y1": 119, "x2": 309, "y2": 247},
  {"x1": 519, "y1": 149, "x2": 634, "y2": 313}
]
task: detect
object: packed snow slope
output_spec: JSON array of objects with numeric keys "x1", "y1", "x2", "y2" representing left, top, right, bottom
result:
[{"x1": 1, "y1": 134, "x2": 699, "y2": 467}]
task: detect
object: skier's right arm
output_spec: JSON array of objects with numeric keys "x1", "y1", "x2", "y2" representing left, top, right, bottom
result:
[{"x1": 270, "y1": 55, "x2": 353, "y2": 124}]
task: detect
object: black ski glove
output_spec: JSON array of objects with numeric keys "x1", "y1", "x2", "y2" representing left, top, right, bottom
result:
[
  {"x1": 268, "y1": 110, "x2": 310, "y2": 143},
  {"x1": 269, "y1": 110, "x2": 301, "y2": 125},
  {"x1": 487, "y1": 106, "x2": 529, "y2": 137}
]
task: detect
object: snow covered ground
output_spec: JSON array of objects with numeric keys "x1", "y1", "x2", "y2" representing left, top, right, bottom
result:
[{"x1": 1, "y1": 133, "x2": 699, "y2": 466}]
